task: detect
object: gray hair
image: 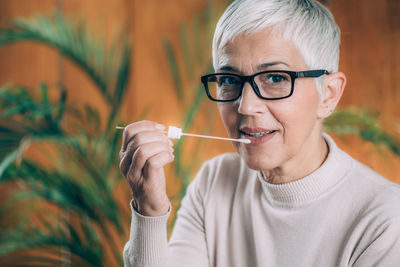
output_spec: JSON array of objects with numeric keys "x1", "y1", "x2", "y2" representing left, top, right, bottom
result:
[{"x1": 212, "y1": 0, "x2": 341, "y2": 91}]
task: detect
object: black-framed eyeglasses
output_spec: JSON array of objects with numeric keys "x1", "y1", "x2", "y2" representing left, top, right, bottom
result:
[{"x1": 200, "y1": 69, "x2": 329, "y2": 102}]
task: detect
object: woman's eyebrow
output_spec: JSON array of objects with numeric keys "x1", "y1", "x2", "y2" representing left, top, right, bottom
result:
[
  {"x1": 256, "y1": 61, "x2": 289, "y2": 71},
  {"x1": 217, "y1": 65, "x2": 240, "y2": 73},
  {"x1": 217, "y1": 61, "x2": 289, "y2": 73}
]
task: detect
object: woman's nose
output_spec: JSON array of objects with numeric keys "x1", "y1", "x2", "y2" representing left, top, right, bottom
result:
[{"x1": 237, "y1": 82, "x2": 268, "y2": 115}]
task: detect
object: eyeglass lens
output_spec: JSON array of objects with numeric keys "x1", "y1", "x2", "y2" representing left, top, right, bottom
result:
[{"x1": 206, "y1": 72, "x2": 292, "y2": 101}]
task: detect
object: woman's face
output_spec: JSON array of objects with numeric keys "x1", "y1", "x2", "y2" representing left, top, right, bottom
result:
[{"x1": 216, "y1": 29, "x2": 326, "y2": 179}]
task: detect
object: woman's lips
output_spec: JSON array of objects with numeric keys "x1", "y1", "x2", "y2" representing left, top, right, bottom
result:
[{"x1": 239, "y1": 127, "x2": 278, "y2": 145}]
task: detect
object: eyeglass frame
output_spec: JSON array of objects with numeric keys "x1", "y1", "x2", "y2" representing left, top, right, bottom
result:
[{"x1": 200, "y1": 69, "x2": 329, "y2": 102}]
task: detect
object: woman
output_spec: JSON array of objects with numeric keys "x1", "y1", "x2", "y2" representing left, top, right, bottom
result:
[{"x1": 120, "y1": 0, "x2": 400, "y2": 266}]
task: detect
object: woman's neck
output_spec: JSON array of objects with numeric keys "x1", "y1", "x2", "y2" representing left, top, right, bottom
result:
[{"x1": 262, "y1": 135, "x2": 329, "y2": 184}]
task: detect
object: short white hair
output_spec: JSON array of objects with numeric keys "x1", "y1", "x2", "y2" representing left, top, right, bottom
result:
[{"x1": 212, "y1": 0, "x2": 340, "y2": 91}]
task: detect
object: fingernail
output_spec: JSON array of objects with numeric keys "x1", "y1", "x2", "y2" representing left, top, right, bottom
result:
[{"x1": 156, "y1": 123, "x2": 165, "y2": 130}]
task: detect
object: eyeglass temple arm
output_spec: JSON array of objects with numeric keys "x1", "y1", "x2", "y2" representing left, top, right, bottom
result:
[{"x1": 296, "y1": 70, "x2": 329, "y2": 78}]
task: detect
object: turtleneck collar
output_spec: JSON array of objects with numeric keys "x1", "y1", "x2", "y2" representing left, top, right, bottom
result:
[{"x1": 257, "y1": 133, "x2": 353, "y2": 206}]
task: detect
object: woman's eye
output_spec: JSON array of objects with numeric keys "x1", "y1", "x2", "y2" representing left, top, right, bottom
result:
[
  {"x1": 219, "y1": 76, "x2": 240, "y2": 85},
  {"x1": 268, "y1": 74, "x2": 287, "y2": 83}
]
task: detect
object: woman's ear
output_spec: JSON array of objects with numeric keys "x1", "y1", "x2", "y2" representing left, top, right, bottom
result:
[{"x1": 317, "y1": 71, "x2": 346, "y2": 119}]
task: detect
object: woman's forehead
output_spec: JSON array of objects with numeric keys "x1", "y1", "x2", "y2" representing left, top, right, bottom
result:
[{"x1": 216, "y1": 30, "x2": 306, "y2": 72}]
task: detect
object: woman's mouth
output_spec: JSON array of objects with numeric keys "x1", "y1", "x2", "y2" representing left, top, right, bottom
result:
[
  {"x1": 239, "y1": 127, "x2": 278, "y2": 144},
  {"x1": 243, "y1": 130, "x2": 276, "y2": 137}
]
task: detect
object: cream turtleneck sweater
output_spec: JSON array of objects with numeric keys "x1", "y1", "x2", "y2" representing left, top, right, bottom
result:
[{"x1": 123, "y1": 134, "x2": 400, "y2": 267}]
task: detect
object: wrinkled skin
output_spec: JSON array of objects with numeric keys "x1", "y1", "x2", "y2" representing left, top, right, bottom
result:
[{"x1": 215, "y1": 29, "x2": 346, "y2": 184}]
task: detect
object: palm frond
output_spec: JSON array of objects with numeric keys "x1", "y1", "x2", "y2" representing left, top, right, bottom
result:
[
  {"x1": 0, "y1": 119, "x2": 27, "y2": 164},
  {"x1": 0, "y1": 84, "x2": 65, "y2": 128},
  {"x1": 0, "y1": 214, "x2": 103, "y2": 267},
  {"x1": 2, "y1": 159, "x2": 122, "y2": 232},
  {"x1": 0, "y1": 13, "x2": 131, "y2": 114},
  {"x1": 0, "y1": 11, "x2": 129, "y2": 267},
  {"x1": 163, "y1": 37, "x2": 184, "y2": 100},
  {"x1": 0, "y1": 84, "x2": 66, "y2": 173},
  {"x1": 105, "y1": 41, "x2": 132, "y2": 132},
  {"x1": 179, "y1": 24, "x2": 193, "y2": 80},
  {"x1": 324, "y1": 108, "x2": 400, "y2": 155}
]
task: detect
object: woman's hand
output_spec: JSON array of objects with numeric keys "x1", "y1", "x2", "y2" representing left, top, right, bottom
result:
[{"x1": 119, "y1": 120, "x2": 174, "y2": 217}]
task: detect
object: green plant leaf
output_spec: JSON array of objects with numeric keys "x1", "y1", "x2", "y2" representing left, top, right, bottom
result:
[
  {"x1": 163, "y1": 37, "x2": 184, "y2": 100},
  {"x1": 0, "y1": 12, "x2": 129, "y2": 266},
  {"x1": 0, "y1": 13, "x2": 131, "y2": 111},
  {"x1": 0, "y1": 214, "x2": 103, "y2": 266},
  {"x1": 324, "y1": 108, "x2": 400, "y2": 155}
]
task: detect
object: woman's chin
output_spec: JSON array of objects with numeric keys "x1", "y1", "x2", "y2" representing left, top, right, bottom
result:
[{"x1": 241, "y1": 153, "x2": 280, "y2": 172}]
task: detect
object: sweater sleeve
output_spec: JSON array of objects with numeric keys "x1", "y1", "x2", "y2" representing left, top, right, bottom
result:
[
  {"x1": 123, "y1": 201, "x2": 170, "y2": 267},
  {"x1": 352, "y1": 217, "x2": 400, "y2": 267},
  {"x1": 166, "y1": 164, "x2": 210, "y2": 267},
  {"x1": 123, "y1": 161, "x2": 212, "y2": 267}
]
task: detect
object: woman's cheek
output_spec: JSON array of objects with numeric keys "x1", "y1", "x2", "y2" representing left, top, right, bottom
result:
[{"x1": 218, "y1": 104, "x2": 239, "y2": 137}]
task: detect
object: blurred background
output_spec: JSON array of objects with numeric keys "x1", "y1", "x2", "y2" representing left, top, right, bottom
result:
[{"x1": 0, "y1": 0, "x2": 399, "y2": 266}]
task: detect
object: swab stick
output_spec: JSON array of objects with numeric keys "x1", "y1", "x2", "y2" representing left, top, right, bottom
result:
[
  {"x1": 115, "y1": 125, "x2": 251, "y2": 144},
  {"x1": 167, "y1": 126, "x2": 250, "y2": 144}
]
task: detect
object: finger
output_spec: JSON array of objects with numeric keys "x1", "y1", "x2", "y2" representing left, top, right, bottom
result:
[
  {"x1": 133, "y1": 151, "x2": 174, "y2": 199},
  {"x1": 129, "y1": 142, "x2": 174, "y2": 179},
  {"x1": 126, "y1": 148, "x2": 174, "y2": 198},
  {"x1": 119, "y1": 130, "x2": 173, "y2": 173},
  {"x1": 120, "y1": 135, "x2": 173, "y2": 176},
  {"x1": 121, "y1": 141, "x2": 173, "y2": 179},
  {"x1": 121, "y1": 120, "x2": 165, "y2": 152},
  {"x1": 143, "y1": 150, "x2": 175, "y2": 178},
  {"x1": 119, "y1": 131, "x2": 172, "y2": 160}
]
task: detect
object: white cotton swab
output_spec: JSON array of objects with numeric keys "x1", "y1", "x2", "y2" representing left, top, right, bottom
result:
[
  {"x1": 167, "y1": 126, "x2": 251, "y2": 144},
  {"x1": 115, "y1": 125, "x2": 251, "y2": 144}
]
